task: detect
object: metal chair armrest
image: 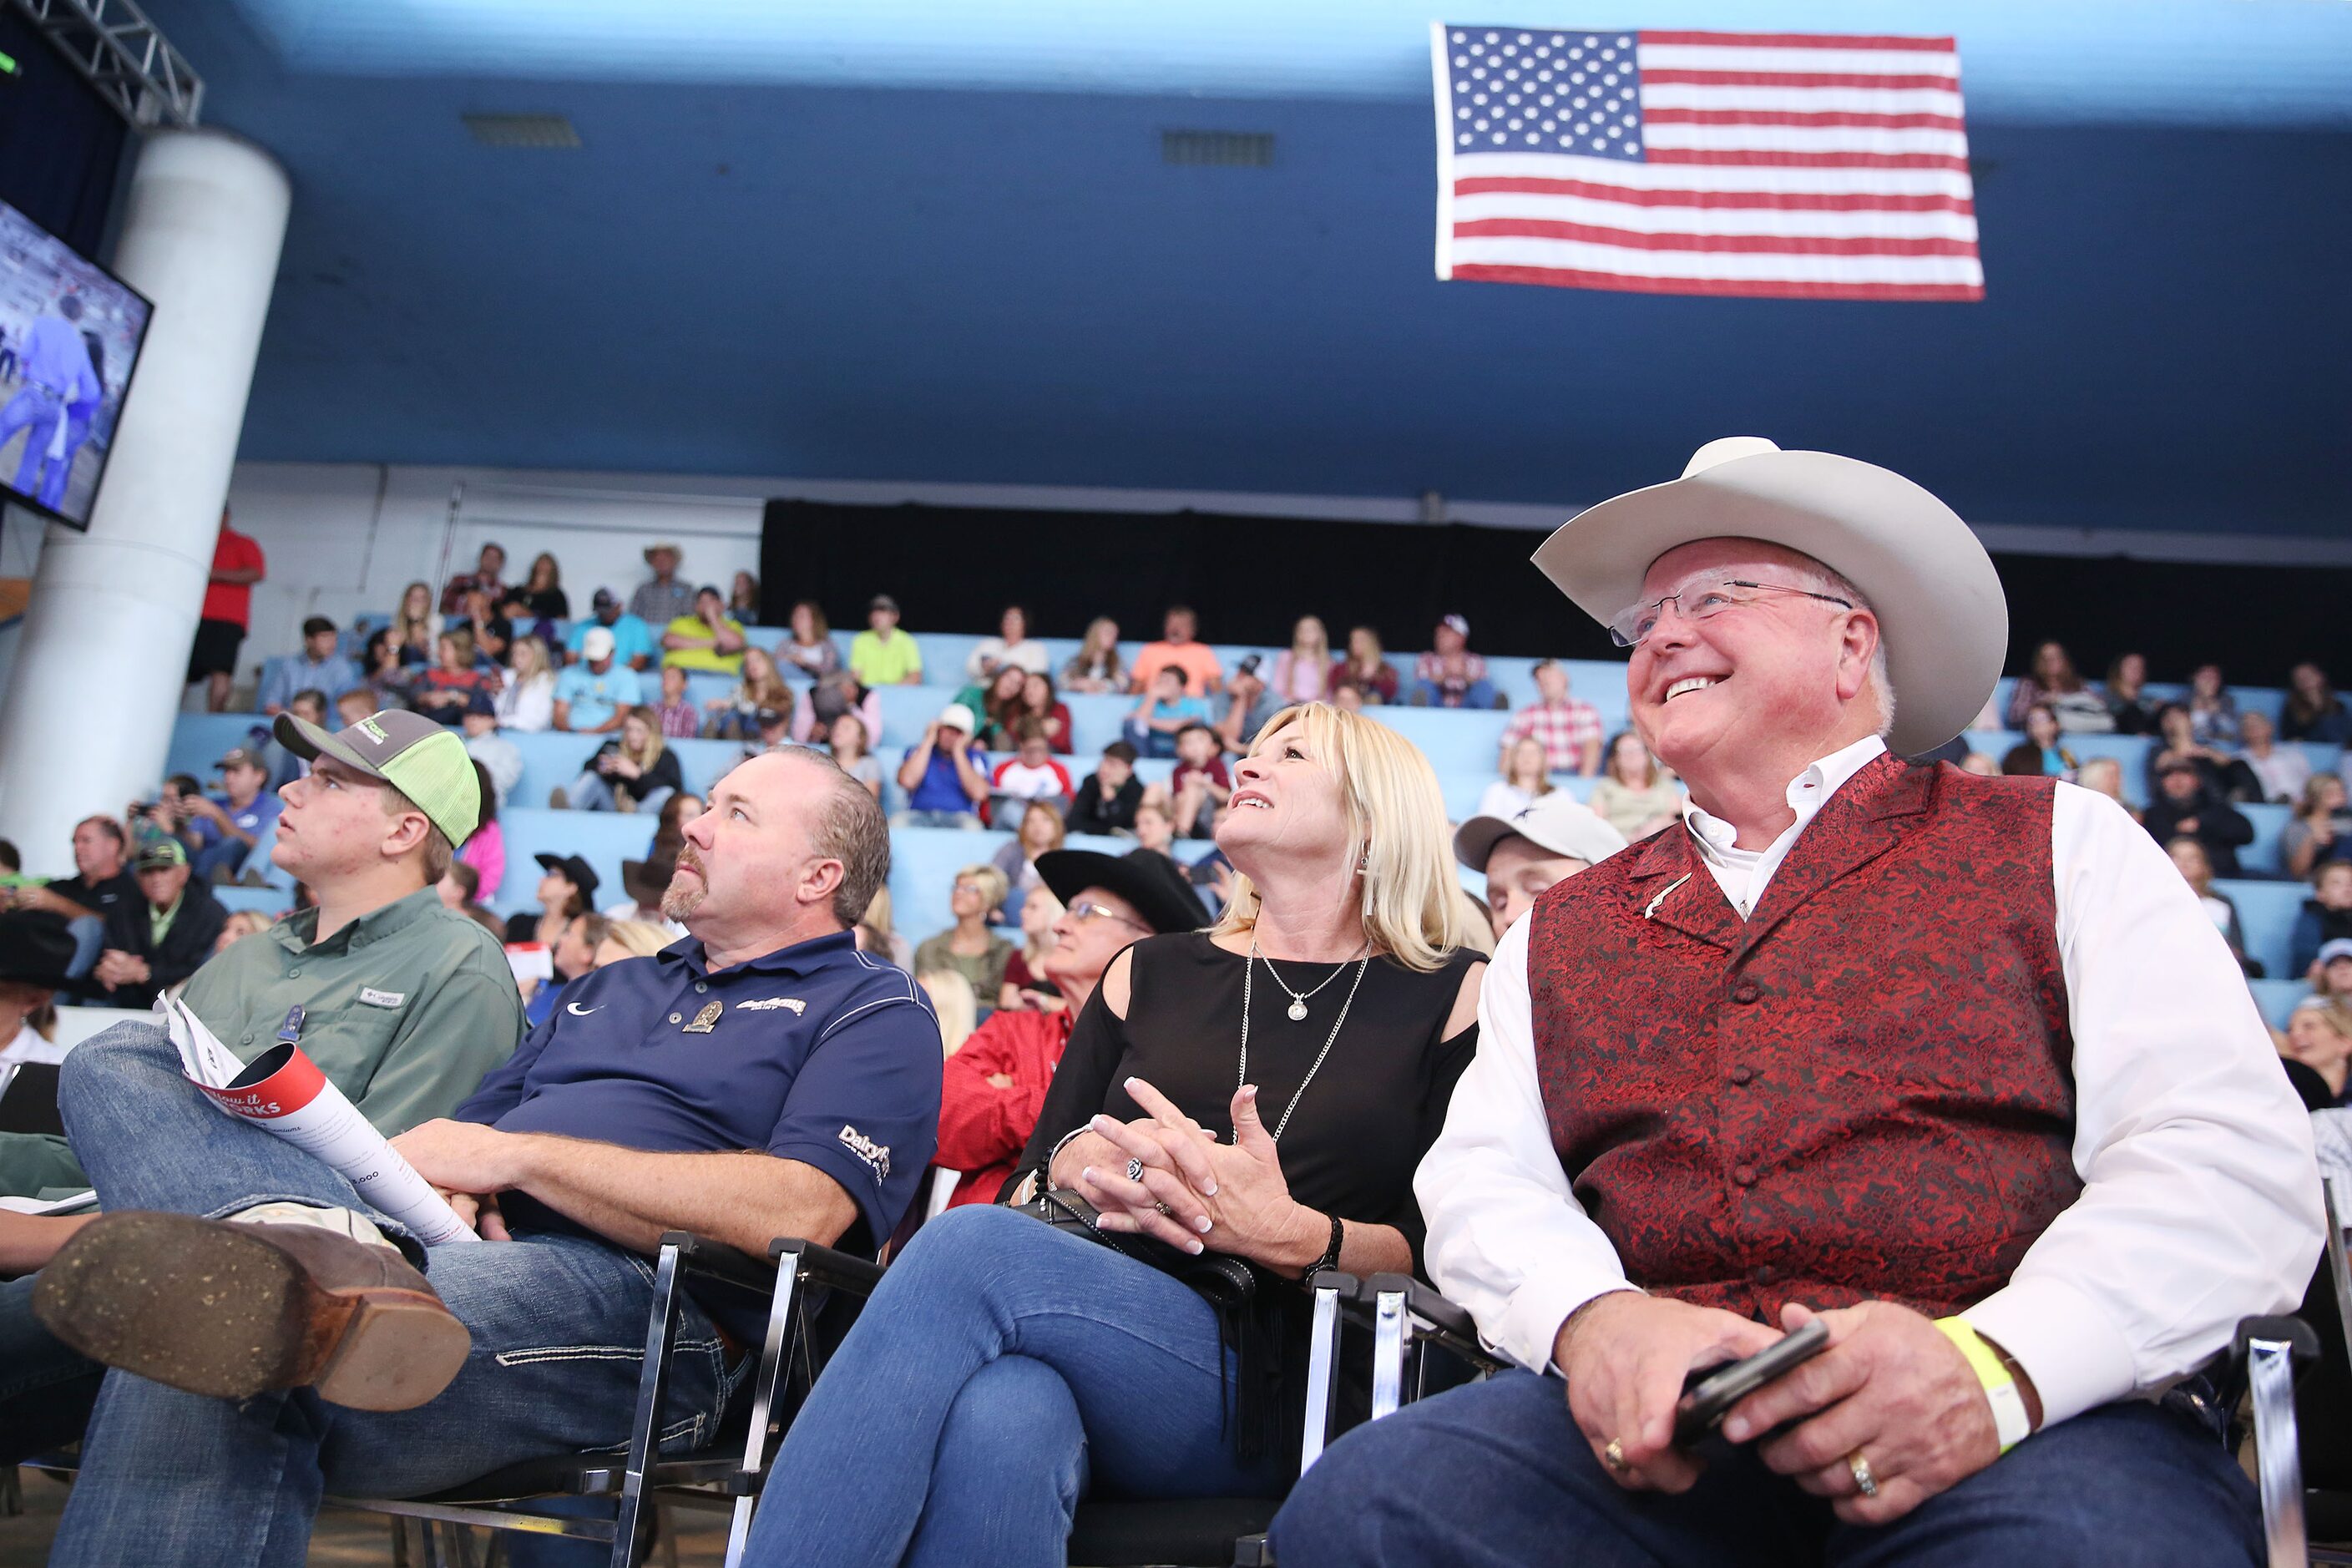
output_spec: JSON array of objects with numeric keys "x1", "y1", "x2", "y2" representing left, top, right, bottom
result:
[
  {"x1": 2236, "y1": 1313, "x2": 2320, "y2": 1568},
  {"x1": 658, "y1": 1231, "x2": 781, "y2": 1297},
  {"x1": 770, "y1": 1236, "x2": 887, "y2": 1296}
]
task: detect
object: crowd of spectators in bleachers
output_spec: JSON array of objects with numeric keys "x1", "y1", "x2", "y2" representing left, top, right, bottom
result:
[{"x1": 13, "y1": 535, "x2": 2352, "y2": 1091}]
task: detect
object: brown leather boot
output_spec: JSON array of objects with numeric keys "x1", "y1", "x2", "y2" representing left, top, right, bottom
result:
[{"x1": 31, "y1": 1210, "x2": 472, "y2": 1411}]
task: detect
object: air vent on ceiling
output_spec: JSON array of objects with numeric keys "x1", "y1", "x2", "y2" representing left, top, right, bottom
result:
[
  {"x1": 463, "y1": 114, "x2": 581, "y2": 149},
  {"x1": 1161, "y1": 130, "x2": 1274, "y2": 168}
]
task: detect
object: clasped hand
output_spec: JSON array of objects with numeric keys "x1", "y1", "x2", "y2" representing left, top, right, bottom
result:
[
  {"x1": 1068, "y1": 1076, "x2": 1304, "y2": 1262},
  {"x1": 392, "y1": 1118, "x2": 529, "y2": 1242},
  {"x1": 1556, "y1": 1293, "x2": 2003, "y2": 1525}
]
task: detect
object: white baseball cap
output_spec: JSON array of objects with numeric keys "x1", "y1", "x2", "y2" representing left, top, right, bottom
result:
[
  {"x1": 1454, "y1": 792, "x2": 1630, "y2": 874},
  {"x1": 580, "y1": 626, "x2": 617, "y2": 660},
  {"x1": 936, "y1": 702, "x2": 978, "y2": 734}
]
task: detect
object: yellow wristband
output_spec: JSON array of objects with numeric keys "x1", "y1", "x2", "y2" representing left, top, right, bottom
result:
[{"x1": 1935, "y1": 1317, "x2": 2031, "y2": 1451}]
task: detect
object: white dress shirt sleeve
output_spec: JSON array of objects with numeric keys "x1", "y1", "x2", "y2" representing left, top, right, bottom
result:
[
  {"x1": 1416, "y1": 917, "x2": 1638, "y2": 1373},
  {"x1": 1962, "y1": 782, "x2": 2323, "y2": 1428}
]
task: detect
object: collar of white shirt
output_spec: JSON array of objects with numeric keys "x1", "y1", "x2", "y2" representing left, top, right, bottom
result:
[{"x1": 1681, "y1": 734, "x2": 1888, "y2": 918}]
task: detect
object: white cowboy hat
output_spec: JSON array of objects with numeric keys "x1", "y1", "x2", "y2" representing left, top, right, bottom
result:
[
  {"x1": 1454, "y1": 791, "x2": 1630, "y2": 874},
  {"x1": 1530, "y1": 437, "x2": 2006, "y2": 757}
]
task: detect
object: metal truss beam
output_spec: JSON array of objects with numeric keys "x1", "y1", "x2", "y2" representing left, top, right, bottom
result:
[{"x1": 13, "y1": 0, "x2": 201, "y2": 128}]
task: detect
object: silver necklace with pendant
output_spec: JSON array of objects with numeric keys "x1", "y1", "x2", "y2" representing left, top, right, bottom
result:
[
  {"x1": 1250, "y1": 936, "x2": 1368, "y2": 1022},
  {"x1": 1241, "y1": 939, "x2": 1373, "y2": 1141}
]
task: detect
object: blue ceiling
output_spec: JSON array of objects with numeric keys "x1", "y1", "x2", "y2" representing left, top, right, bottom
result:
[{"x1": 137, "y1": 1, "x2": 2352, "y2": 539}]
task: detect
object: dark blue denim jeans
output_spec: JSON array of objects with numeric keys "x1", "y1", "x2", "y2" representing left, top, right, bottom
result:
[
  {"x1": 23, "y1": 1023, "x2": 737, "y2": 1568},
  {"x1": 1272, "y1": 1366, "x2": 2261, "y2": 1567}
]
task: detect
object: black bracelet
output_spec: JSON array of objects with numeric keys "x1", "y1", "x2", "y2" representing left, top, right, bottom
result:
[{"x1": 1303, "y1": 1211, "x2": 1346, "y2": 1281}]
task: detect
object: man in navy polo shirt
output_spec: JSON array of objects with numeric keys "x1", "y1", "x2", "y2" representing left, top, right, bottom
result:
[{"x1": 31, "y1": 748, "x2": 941, "y2": 1566}]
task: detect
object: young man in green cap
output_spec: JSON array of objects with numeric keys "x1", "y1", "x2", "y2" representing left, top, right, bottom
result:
[{"x1": 0, "y1": 710, "x2": 524, "y2": 1395}]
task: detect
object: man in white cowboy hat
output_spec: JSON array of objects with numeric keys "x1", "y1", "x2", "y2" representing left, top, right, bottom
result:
[
  {"x1": 1454, "y1": 790, "x2": 1627, "y2": 941},
  {"x1": 1276, "y1": 439, "x2": 2320, "y2": 1565}
]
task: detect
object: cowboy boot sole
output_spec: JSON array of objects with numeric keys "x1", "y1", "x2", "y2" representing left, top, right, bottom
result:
[{"x1": 31, "y1": 1211, "x2": 472, "y2": 1412}]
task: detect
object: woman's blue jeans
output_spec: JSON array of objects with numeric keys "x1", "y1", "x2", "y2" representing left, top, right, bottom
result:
[{"x1": 742, "y1": 1203, "x2": 1284, "y2": 1568}]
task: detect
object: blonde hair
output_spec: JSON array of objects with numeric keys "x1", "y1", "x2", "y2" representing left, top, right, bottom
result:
[
  {"x1": 508, "y1": 635, "x2": 553, "y2": 688},
  {"x1": 919, "y1": 969, "x2": 978, "y2": 1055},
  {"x1": 602, "y1": 919, "x2": 671, "y2": 959},
  {"x1": 1207, "y1": 702, "x2": 1465, "y2": 973},
  {"x1": 955, "y1": 862, "x2": 1010, "y2": 912},
  {"x1": 1454, "y1": 889, "x2": 1498, "y2": 957},
  {"x1": 861, "y1": 885, "x2": 896, "y2": 938}
]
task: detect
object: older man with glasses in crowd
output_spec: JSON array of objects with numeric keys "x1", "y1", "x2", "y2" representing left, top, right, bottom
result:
[{"x1": 1277, "y1": 438, "x2": 2320, "y2": 1567}]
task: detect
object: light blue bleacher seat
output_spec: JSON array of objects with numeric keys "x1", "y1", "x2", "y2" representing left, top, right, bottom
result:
[
  {"x1": 493, "y1": 808, "x2": 655, "y2": 917},
  {"x1": 2243, "y1": 803, "x2": 2290, "y2": 879},
  {"x1": 2221, "y1": 878, "x2": 2305, "y2": 981},
  {"x1": 215, "y1": 885, "x2": 291, "y2": 917},
  {"x1": 2249, "y1": 978, "x2": 2313, "y2": 1031}
]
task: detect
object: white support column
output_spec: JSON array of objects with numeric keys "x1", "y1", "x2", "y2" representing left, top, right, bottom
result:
[{"x1": 0, "y1": 129, "x2": 289, "y2": 874}]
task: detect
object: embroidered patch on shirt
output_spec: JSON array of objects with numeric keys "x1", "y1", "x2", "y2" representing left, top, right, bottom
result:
[
  {"x1": 736, "y1": 997, "x2": 807, "y2": 1014},
  {"x1": 681, "y1": 1000, "x2": 723, "y2": 1033},
  {"x1": 838, "y1": 1124, "x2": 891, "y2": 1181},
  {"x1": 357, "y1": 988, "x2": 406, "y2": 1009}
]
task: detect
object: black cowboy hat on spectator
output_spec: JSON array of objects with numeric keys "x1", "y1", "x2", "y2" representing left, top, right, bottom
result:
[
  {"x1": 534, "y1": 852, "x2": 599, "y2": 900},
  {"x1": 0, "y1": 909, "x2": 77, "y2": 987},
  {"x1": 1035, "y1": 848, "x2": 1206, "y2": 937},
  {"x1": 620, "y1": 854, "x2": 676, "y2": 909}
]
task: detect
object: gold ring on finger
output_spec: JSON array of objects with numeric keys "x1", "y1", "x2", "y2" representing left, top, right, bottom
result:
[
  {"x1": 1154, "y1": 1201, "x2": 1171, "y2": 1216},
  {"x1": 1603, "y1": 1438, "x2": 1629, "y2": 1474},
  {"x1": 1847, "y1": 1450, "x2": 1879, "y2": 1499}
]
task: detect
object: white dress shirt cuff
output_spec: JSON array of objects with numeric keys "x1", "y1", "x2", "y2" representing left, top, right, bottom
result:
[
  {"x1": 1496, "y1": 1272, "x2": 1639, "y2": 1375},
  {"x1": 1962, "y1": 1273, "x2": 2139, "y2": 1430}
]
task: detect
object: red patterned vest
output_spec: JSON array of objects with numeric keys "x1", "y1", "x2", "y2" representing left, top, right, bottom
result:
[{"x1": 1526, "y1": 754, "x2": 2080, "y2": 1322}]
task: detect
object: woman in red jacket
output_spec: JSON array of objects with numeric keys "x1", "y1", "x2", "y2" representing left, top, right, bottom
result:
[{"x1": 931, "y1": 847, "x2": 1206, "y2": 1206}]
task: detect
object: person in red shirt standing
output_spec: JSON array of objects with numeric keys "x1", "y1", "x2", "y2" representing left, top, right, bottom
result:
[
  {"x1": 189, "y1": 507, "x2": 266, "y2": 712},
  {"x1": 932, "y1": 847, "x2": 1206, "y2": 1207}
]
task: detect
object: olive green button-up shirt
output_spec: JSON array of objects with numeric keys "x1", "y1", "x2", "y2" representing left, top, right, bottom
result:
[{"x1": 0, "y1": 885, "x2": 524, "y2": 1198}]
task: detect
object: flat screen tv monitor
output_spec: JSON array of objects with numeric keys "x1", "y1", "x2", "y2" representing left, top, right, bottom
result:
[{"x1": 0, "y1": 200, "x2": 152, "y2": 529}]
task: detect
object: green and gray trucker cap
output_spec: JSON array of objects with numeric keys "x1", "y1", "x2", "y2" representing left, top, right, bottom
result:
[{"x1": 273, "y1": 710, "x2": 483, "y2": 846}]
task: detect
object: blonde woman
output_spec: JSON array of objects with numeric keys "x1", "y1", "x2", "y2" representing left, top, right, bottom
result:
[
  {"x1": 391, "y1": 580, "x2": 438, "y2": 666},
  {"x1": 495, "y1": 635, "x2": 557, "y2": 731},
  {"x1": 1270, "y1": 615, "x2": 1333, "y2": 705},
  {"x1": 856, "y1": 886, "x2": 913, "y2": 971},
  {"x1": 1060, "y1": 616, "x2": 1126, "y2": 695},
  {"x1": 709, "y1": 645, "x2": 793, "y2": 741},
  {"x1": 560, "y1": 710, "x2": 681, "y2": 814},
  {"x1": 1589, "y1": 730, "x2": 1682, "y2": 842},
  {"x1": 1477, "y1": 736, "x2": 1555, "y2": 822},
  {"x1": 913, "y1": 863, "x2": 1016, "y2": 998},
  {"x1": 919, "y1": 969, "x2": 979, "y2": 1057},
  {"x1": 746, "y1": 701, "x2": 1483, "y2": 1564},
  {"x1": 593, "y1": 919, "x2": 673, "y2": 966}
]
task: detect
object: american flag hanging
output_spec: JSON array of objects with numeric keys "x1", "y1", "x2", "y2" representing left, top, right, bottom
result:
[{"x1": 1431, "y1": 25, "x2": 1984, "y2": 301}]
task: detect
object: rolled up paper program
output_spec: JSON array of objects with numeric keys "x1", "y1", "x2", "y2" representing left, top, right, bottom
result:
[{"x1": 163, "y1": 996, "x2": 478, "y2": 1247}]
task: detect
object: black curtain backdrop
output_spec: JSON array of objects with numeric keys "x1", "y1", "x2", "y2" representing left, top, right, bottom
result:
[
  {"x1": 763, "y1": 499, "x2": 2352, "y2": 685},
  {"x1": 0, "y1": 10, "x2": 129, "y2": 256}
]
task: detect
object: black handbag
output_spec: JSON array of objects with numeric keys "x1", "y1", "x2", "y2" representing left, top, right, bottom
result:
[{"x1": 1006, "y1": 1186, "x2": 1257, "y2": 1313}]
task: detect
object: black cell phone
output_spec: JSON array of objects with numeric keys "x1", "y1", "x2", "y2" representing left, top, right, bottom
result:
[{"x1": 1672, "y1": 1318, "x2": 1830, "y2": 1446}]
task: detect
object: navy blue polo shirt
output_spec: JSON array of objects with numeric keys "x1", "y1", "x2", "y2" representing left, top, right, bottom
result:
[{"x1": 455, "y1": 929, "x2": 942, "y2": 1276}]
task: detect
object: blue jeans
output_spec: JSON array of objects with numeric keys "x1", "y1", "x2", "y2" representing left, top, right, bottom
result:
[
  {"x1": 1272, "y1": 1368, "x2": 2260, "y2": 1567},
  {"x1": 1120, "y1": 721, "x2": 1178, "y2": 760},
  {"x1": 568, "y1": 771, "x2": 672, "y2": 816},
  {"x1": 892, "y1": 808, "x2": 981, "y2": 830},
  {"x1": 0, "y1": 382, "x2": 66, "y2": 490},
  {"x1": 23, "y1": 1024, "x2": 738, "y2": 1568},
  {"x1": 742, "y1": 1203, "x2": 1284, "y2": 1568},
  {"x1": 0, "y1": 1272, "x2": 103, "y2": 1464}
]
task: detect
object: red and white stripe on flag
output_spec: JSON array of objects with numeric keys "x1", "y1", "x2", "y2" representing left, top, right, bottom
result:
[{"x1": 1431, "y1": 25, "x2": 1984, "y2": 301}]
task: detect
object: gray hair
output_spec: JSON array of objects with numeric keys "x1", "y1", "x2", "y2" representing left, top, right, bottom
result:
[
  {"x1": 782, "y1": 746, "x2": 892, "y2": 926},
  {"x1": 1787, "y1": 559, "x2": 1897, "y2": 740}
]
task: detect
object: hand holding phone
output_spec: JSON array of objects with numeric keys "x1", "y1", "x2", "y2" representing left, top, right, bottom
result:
[{"x1": 1672, "y1": 1318, "x2": 1830, "y2": 1447}]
